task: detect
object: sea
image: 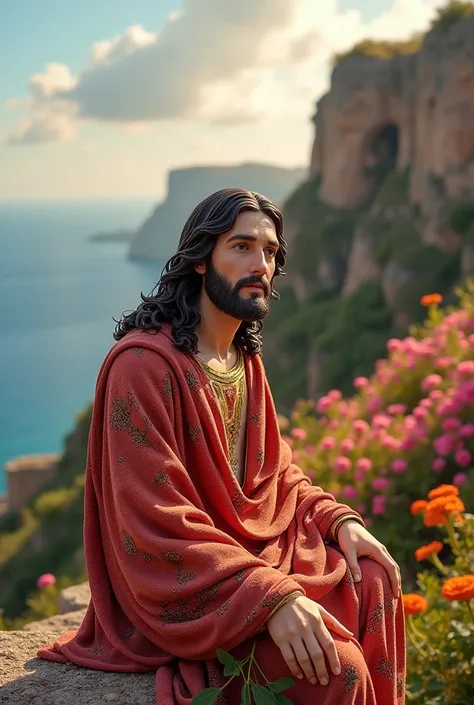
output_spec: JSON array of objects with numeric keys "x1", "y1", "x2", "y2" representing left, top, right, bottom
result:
[{"x1": 0, "y1": 198, "x2": 165, "y2": 494}]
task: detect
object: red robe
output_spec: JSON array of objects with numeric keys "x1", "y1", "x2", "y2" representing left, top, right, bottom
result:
[{"x1": 38, "y1": 324, "x2": 405, "y2": 704}]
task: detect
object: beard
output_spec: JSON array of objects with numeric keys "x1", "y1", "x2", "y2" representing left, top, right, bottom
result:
[{"x1": 204, "y1": 260, "x2": 271, "y2": 322}]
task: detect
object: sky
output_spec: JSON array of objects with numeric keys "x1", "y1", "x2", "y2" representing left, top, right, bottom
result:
[{"x1": 0, "y1": 0, "x2": 447, "y2": 201}]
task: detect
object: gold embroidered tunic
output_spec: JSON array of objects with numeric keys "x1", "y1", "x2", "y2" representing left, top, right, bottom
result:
[{"x1": 198, "y1": 347, "x2": 247, "y2": 483}]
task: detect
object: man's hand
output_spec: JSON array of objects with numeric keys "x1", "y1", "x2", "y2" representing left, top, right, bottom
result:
[
  {"x1": 337, "y1": 520, "x2": 401, "y2": 598},
  {"x1": 266, "y1": 595, "x2": 353, "y2": 685}
]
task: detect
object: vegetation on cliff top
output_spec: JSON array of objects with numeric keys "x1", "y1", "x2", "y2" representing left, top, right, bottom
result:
[{"x1": 334, "y1": 1, "x2": 474, "y2": 67}]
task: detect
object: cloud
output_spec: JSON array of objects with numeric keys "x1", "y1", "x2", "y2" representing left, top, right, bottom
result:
[{"x1": 4, "y1": 0, "x2": 447, "y2": 145}]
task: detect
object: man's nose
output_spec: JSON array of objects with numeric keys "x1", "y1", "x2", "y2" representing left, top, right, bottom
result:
[{"x1": 249, "y1": 250, "x2": 268, "y2": 275}]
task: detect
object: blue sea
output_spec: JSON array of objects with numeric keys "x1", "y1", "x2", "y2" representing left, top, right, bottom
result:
[{"x1": 0, "y1": 199, "x2": 164, "y2": 494}]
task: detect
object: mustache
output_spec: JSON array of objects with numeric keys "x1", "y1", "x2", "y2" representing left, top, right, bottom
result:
[{"x1": 236, "y1": 276, "x2": 270, "y2": 296}]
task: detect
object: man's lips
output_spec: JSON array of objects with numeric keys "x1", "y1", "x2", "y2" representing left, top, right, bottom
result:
[{"x1": 242, "y1": 283, "x2": 265, "y2": 291}]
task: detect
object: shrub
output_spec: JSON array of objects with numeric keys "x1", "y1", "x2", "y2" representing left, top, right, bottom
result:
[
  {"x1": 431, "y1": 1, "x2": 474, "y2": 32},
  {"x1": 403, "y1": 484, "x2": 474, "y2": 704},
  {"x1": 333, "y1": 36, "x2": 424, "y2": 66},
  {"x1": 449, "y1": 202, "x2": 474, "y2": 236},
  {"x1": 285, "y1": 284, "x2": 474, "y2": 581}
]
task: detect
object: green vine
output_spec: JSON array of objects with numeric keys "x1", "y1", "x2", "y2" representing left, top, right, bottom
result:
[{"x1": 191, "y1": 640, "x2": 295, "y2": 705}]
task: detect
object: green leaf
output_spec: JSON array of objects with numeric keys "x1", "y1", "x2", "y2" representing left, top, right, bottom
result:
[
  {"x1": 223, "y1": 660, "x2": 241, "y2": 676},
  {"x1": 274, "y1": 695, "x2": 295, "y2": 705},
  {"x1": 216, "y1": 648, "x2": 234, "y2": 665},
  {"x1": 190, "y1": 687, "x2": 222, "y2": 705},
  {"x1": 251, "y1": 683, "x2": 278, "y2": 705},
  {"x1": 241, "y1": 682, "x2": 251, "y2": 705},
  {"x1": 268, "y1": 678, "x2": 295, "y2": 693}
]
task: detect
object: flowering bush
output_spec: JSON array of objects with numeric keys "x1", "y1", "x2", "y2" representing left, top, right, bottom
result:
[
  {"x1": 402, "y1": 484, "x2": 474, "y2": 704},
  {"x1": 283, "y1": 285, "x2": 474, "y2": 580}
]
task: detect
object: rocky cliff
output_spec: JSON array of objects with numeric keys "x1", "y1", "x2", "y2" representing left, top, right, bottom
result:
[
  {"x1": 265, "y1": 9, "x2": 474, "y2": 408},
  {"x1": 129, "y1": 162, "x2": 305, "y2": 261}
]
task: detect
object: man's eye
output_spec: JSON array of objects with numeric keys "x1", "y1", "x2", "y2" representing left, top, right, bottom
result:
[
  {"x1": 266, "y1": 249, "x2": 277, "y2": 257},
  {"x1": 235, "y1": 243, "x2": 248, "y2": 251}
]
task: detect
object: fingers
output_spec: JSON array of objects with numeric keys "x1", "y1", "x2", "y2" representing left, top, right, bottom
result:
[
  {"x1": 319, "y1": 605, "x2": 354, "y2": 639},
  {"x1": 377, "y1": 548, "x2": 402, "y2": 597}
]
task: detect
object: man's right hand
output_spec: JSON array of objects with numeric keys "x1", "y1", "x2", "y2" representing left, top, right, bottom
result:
[{"x1": 265, "y1": 595, "x2": 354, "y2": 686}]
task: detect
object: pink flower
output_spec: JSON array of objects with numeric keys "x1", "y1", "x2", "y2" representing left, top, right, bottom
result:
[
  {"x1": 328, "y1": 419, "x2": 339, "y2": 430},
  {"x1": 372, "y1": 477, "x2": 390, "y2": 491},
  {"x1": 453, "y1": 472, "x2": 469, "y2": 486},
  {"x1": 434, "y1": 357, "x2": 453, "y2": 370},
  {"x1": 413, "y1": 406, "x2": 429, "y2": 420},
  {"x1": 356, "y1": 457, "x2": 373, "y2": 473},
  {"x1": 455, "y1": 449, "x2": 472, "y2": 468},
  {"x1": 372, "y1": 414, "x2": 391, "y2": 429},
  {"x1": 334, "y1": 456, "x2": 351, "y2": 474},
  {"x1": 419, "y1": 398, "x2": 433, "y2": 409},
  {"x1": 343, "y1": 485, "x2": 358, "y2": 499},
  {"x1": 372, "y1": 495, "x2": 386, "y2": 515},
  {"x1": 432, "y1": 458, "x2": 446, "y2": 472},
  {"x1": 421, "y1": 374, "x2": 443, "y2": 392},
  {"x1": 341, "y1": 438, "x2": 355, "y2": 453},
  {"x1": 387, "y1": 404, "x2": 407, "y2": 416},
  {"x1": 367, "y1": 398, "x2": 383, "y2": 413},
  {"x1": 353, "y1": 420, "x2": 369, "y2": 434},
  {"x1": 304, "y1": 444, "x2": 317, "y2": 455},
  {"x1": 460, "y1": 424, "x2": 474, "y2": 438},
  {"x1": 433, "y1": 434, "x2": 454, "y2": 456},
  {"x1": 316, "y1": 396, "x2": 332, "y2": 413},
  {"x1": 442, "y1": 417, "x2": 461, "y2": 432},
  {"x1": 381, "y1": 435, "x2": 401, "y2": 450},
  {"x1": 36, "y1": 573, "x2": 56, "y2": 589},
  {"x1": 354, "y1": 376, "x2": 369, "y2": 390},
  {"x1": 391, "y1": 459, "x2": 408, "y2": 473},
  {"x1": 387, "y1": 338, "x2": 403, "y2": 353},
  {"x1": 291, "y1": 428, "x2": 307, "y2": 441},
  {"x1": 429, "y1": 390, "x2": 444, "y2": 401},
  {"x1": 458, "y1": 360, "x2": 474, "y2": 375},
  {"x1": 328, "y1": 389, "x2": 342, "y2": 400},
  {"x1": 320, "y1": 436, "x2": 337, "y2": 451}
]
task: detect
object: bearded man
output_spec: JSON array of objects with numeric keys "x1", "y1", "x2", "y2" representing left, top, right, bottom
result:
[{"x1": 39, "y1": 188, "x2": 406, "y2": 704}]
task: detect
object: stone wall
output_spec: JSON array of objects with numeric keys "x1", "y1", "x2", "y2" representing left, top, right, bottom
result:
[{"x1": 4, "y1": 454, "x2": 61, "y2": 512}]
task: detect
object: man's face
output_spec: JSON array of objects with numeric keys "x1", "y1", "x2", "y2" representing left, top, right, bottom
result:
[{"x1": 202, "y1": 210, "x2": 279, "y2": 322}]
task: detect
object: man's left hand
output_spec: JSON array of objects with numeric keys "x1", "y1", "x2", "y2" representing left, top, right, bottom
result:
[{"x1": 337, "y1": 520, "x2": 401, "y2": 598}]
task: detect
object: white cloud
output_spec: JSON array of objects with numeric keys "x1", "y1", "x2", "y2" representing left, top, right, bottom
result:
[{"x1": 4, "y1": 0, "x2": 447, "y2": 146}]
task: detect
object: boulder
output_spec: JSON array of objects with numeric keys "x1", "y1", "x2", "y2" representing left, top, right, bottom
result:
[{"x1": 57, "y1": 582, "x2": 91, "y2": 615}]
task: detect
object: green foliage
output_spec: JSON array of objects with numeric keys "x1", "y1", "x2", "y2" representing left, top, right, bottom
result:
[
  {"x1": 431, "y1": 1, "x2": 474, "y2": 32},
  {"x1": 333, "y1": 35, "x2": 423, "y2": 66},
  {"x1": 0, "y1": 405, "x2": 91, "y2": 621},
  {"x1": 449, "y1": 201, "x2": 474, "y2": 236},
  {"x1": 405, "y1": 511, "x2": 474, "y2": 704}
]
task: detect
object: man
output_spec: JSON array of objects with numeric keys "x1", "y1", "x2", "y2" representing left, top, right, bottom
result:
[{"x1": 39, "y1": 188, "x2": 405, "y2": 704}]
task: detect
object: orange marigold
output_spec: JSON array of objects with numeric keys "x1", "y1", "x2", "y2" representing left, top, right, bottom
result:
[
  {"x1": 425, "y1": 495, "x2": 465, "y2": 515},
  {"x1": 427, "y1": 485, "x2": 459, "y2": 500},
  {"x1": 402, "y1": 594, "x2": 429, "y2": 616},
  {"x1": 423, "y1": 510, "x2": 447, "y2": 527},
  {"x1": 441, "y1": 575, "x2": 474, "y2": 602},
  {"x1": 410, "y1": 499, "x2": 428, "y2": 515},
  {"x1": 420, "y1": 293, "x2": 443, "y2": 307},
  {"x1": 415, "y1": 541, "x2": 444, "y2": 562}
]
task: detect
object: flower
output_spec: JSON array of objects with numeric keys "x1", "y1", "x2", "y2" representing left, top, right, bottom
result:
[
  {"x1": 352, "y1": 420, "x2": 369, "y2": 434},
  {"x1": 36, "y1": 573, "x2": 56, "y2": 589},
  {"x1": 343, "y1": 484, "x2": 358, "y2": 499},
  {"x1": 387, "y1": 404, "x2": 407, "y2": 416},
  {"x1": 415, "y1": 541, "x2": 443, "y2": 562},
  {"x1": 426, "y1": 495, "x2": 465, "y2": 515},
  {"x1": 354, "y1": 376, "x2": 369, "y2": 389},
  {"x1": 421, "y1": 374, "x2": 443, "y2": 392},
  {"x1": 427, "y1": 485, "x2": 460, "y2": 500},
  {"x1": 372, "y1": 495, "x2": 386, "y2": 515},
  {"x1": 432, "y1": 458, "x2": 446, "y2": 472},
  {"x1": 410, "y1": 500, "x2": 427, "y2": 515},
  {"x1": 320, "y1": 436, "x2": 337, "y2": 451},
  {"x1": 402, "y1": 594, "x2": 428, "y2": 615},
  {"x1": 441, "y1": 575, "x2": 474, "y2": 602},
  {"x1": 291, "y1": 427, "x2": 307, "y2": 441},
  {"x1": 356, "y1": 457, "x2": 373, "y2": 473},
  {"x1": 372, "y1": 477, "x2": 390, "y2": 491},
  {"x1": 341, "y1": 438, "x2": 355, "y2": 453},
  {"x1": 391, "y1": 459, "x2": 408, "y2": 473},
  {"x1": 334, "y1": 456, "x2": 351, "y2": 474},
  {"x1": 453, "y1": 472, "x2": 469, "y2": 486},
  {"x1": 457, "y1": 360, "x2": 474, "y2": 376},
  {"x1": 455, "y1": 449, "x2": 472, "y2": 468},
  {"x1": 420, "y1": 293, "x2": 443, "y2": 307}
]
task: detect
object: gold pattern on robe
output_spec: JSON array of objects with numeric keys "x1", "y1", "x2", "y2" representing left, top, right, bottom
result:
[{"x1": 197, "y1": 347, "x2": 247, "y2": 480}]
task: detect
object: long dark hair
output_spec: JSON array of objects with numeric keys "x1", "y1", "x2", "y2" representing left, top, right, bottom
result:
[{"x1": 113, "y1": 188, "x2": 287, "y2": 355}]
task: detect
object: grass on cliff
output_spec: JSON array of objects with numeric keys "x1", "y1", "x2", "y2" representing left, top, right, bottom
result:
[
  {"x1": 431, "y1": 1, "x2": 474, "y2": 31},
  {"x1": 333, "y1": 35, "x2": 423, "y2": 66}
]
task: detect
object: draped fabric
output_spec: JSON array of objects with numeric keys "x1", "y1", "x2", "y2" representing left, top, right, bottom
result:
[{"x1": 37, "y1": 324, "x2": 386, "y2": 704}]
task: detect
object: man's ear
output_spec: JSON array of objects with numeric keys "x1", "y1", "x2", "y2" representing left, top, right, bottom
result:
[{"x1": 194, "y1": 262, "x2": 206, "y2": 275}]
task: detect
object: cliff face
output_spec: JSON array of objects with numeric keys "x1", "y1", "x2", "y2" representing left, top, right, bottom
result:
[
  {"x1": 266, "y1": 14, "x2": 474, "y2": 408},
  {"x1": 129, "y1": 163, "x2": 306, "y2": 262},
  {"x1": 311, "y1": 16, "x2": 474, "y2": 247}
]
